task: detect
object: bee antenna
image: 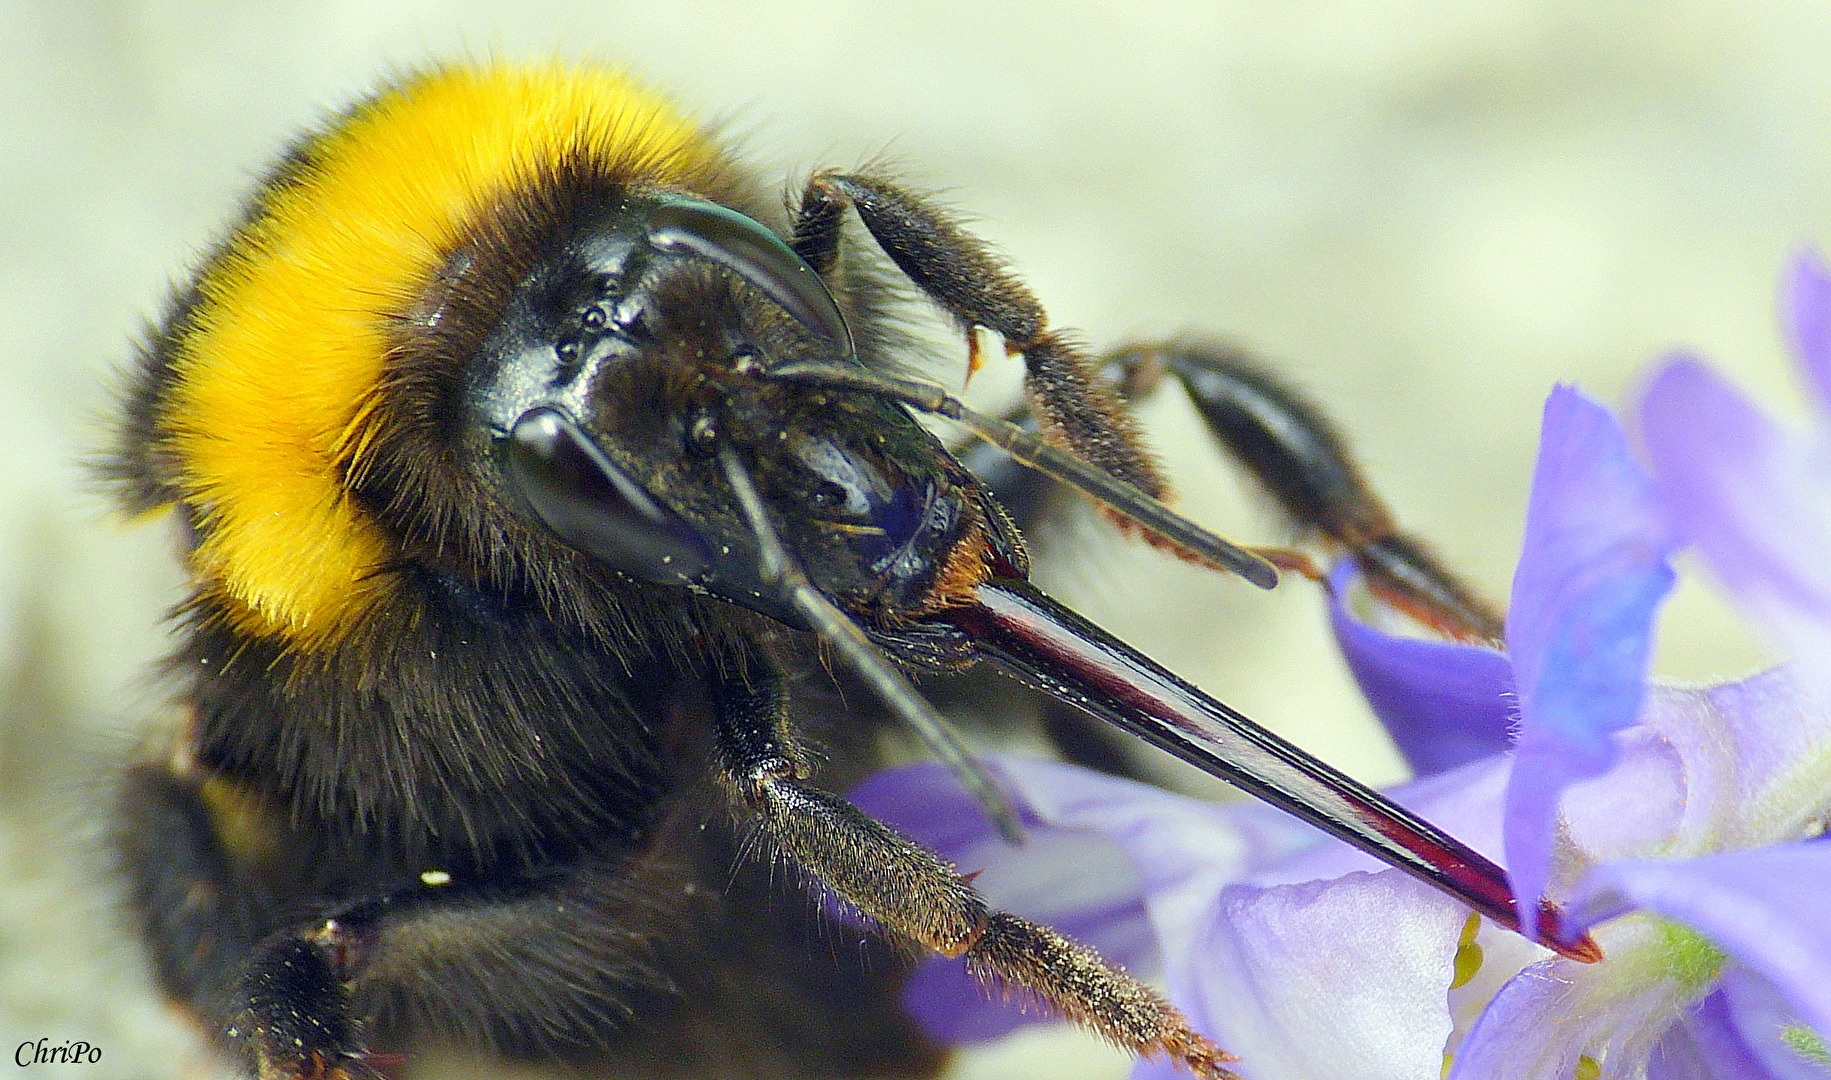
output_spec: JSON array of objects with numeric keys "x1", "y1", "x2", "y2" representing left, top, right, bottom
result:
[
  {"x1": 764, "y1": 361, "x2": 1280, "y2": 589},
  {"x1": 715, "y1": 443, "x2": 1026, "y2": 845}
]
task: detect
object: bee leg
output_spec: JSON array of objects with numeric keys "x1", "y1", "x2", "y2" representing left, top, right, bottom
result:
[
  {"x1": 710, "y1": 662, "x2": 1239, "y2": 1080},
  {"x1": 234, "y1": 919, "x2": 381, "y2": 1080},
  {"x1": 1100, "y1": 340, "x2": 1505, "y2": 643},
  {"x1": 791, "y1": 172, "x2": 1169, "y2": 510},
  {"x1": 120, "y1": 766, "x2": 389, "y2": 1079},
  {"x1": 121, "y1": 769, "x2": 666, "y2": 1078},
  {"x1": 118, "y1": 763, "x2": 267, "y2": 1035},
  {"x1": 221, "y1": 878, "x2": 688, "y2": 1079}
]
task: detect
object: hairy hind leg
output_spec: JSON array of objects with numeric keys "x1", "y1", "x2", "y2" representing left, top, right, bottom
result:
[
  {"x1": 708, "y1": 654, "x2": 1238, "y2": 1080},
  {"x1": 1100, "y1": 340, "x2": 1504, "y2": 644},
  {"x1": 967, "y1": 338, "x2": 1504, "y2": 644}
]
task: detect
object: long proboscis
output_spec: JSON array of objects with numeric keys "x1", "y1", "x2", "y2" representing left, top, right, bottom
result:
[
  {"x1": 941, "y1": 576, "x2": 1602, "y2": 963},
  {"x1": 764, "y1": 361, "x2": 1280, "y2": 590}
]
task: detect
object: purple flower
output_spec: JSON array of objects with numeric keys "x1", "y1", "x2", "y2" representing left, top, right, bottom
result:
[{"x1": 853, "y1": 255, "x2": 1831, "y2": 1078}]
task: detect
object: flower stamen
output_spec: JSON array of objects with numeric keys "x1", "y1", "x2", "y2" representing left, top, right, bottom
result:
[{"x1": 1450, "y1": 912, "x2": 1484, "y2": 990}]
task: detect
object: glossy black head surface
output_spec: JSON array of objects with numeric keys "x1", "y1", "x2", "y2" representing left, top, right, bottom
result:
[{"x1": 456, "y1": 186, "x2": 992, "y2": 627}]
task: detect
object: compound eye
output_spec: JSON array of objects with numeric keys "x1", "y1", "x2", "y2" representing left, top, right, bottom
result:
[{"x1": 505, "y1": 408, "x2": 713, "y2": 586}]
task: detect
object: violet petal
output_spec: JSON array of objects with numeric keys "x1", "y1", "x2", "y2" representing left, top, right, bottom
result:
[
  {"x1": 1569, "y1": 843, "x2": 1831, "y2": 1040},
  {"x1": 901, "y1": 958, "x2": 1038, "y2": 1045},
  {"x1": 1787, "y1": 248, "x2": 1831, "y2": 418},
  {"x1": 1687, "y1": 668, "x2": 1830, "y2": 842},
  {"x1": 1327, "y1": 561, "x2": 1517, "y2": 776},
  {"x1": 1555, "y1": 669, "x2": 1831, "y2": 878},
  {"x1": 1719, "y1": 966, "x2": 1831, "y2": 1080},
  {"x1": 1639, "y1": 357, "x2": 1831, "y2": 702},
  {"x1": 852, "y1": 757, "x2": 1313, "y2": 1045},
  {"x1": 1450, "y1": 919, "x2": 1699, "y2": 1080},
  {"x1": 1646, "y1": 988, "x2": 1776, "y2": 1080},
  {"x1": 1167, "y1": 870, "x2": 1463, "y2": 1080},
  {"x1": 1504, "y1": 385, "x2": 1678, "y2": 937},
  {"x1": 1554, "y1": 703, "x2": 1690, "y2": 877}
]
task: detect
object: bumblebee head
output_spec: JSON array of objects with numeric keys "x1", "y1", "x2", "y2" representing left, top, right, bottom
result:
[
  {"x1": 121, "y1": 61, "x2": 990, "y2": 652},
  {"x1": 429, "y1": 177, "x2": 983, "y2": 632}
]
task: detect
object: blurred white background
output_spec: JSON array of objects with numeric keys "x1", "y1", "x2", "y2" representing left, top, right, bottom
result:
[{"x1": 2, "y1": 2, "x2": 1827, "y2": 1076}]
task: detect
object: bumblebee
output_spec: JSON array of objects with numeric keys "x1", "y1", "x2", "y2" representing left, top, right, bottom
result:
[{"x1": 108, "y1": 59, "x2": 1588, "y2": 1080}]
